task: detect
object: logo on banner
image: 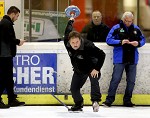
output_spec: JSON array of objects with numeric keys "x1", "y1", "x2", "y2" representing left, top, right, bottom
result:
[
  {"x1": 0, "y1": 1, "x2": 4, "y2": 18},
  {"x1": 13, "y1": 53, "x2": 57, "y2": 94}
]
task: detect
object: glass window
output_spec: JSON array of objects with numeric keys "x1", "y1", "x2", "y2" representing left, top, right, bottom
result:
[
  {"x1": 24, "y1": 0, "x2": 69, "y2": 42},
  {"x1": 24, "y1": 0, "x2": 150, "y2": 42}
]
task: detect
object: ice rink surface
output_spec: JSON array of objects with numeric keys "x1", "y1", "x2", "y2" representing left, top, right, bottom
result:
[{"x1": 0, "y1": 106, "x2": 150, "y2": 118}]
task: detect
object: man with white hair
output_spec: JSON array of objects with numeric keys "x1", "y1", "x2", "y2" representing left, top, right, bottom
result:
[{"x1": 102, "y1": 11, "x2": 145, "y2": 107}]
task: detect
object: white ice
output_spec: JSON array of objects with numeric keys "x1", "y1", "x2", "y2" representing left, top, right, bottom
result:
[{"x1": 0, "y1": 106, "x2": 150, "y2": 118}]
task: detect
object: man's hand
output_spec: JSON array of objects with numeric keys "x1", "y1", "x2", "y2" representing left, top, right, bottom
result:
[
  {"x1": 122, "y1": 39, "x2": 139, "y2": 47},
  {"x1": 69, "y1": 17, "x2": 75, "y2": 21},
  {"x1": 19, "y1": 39, "x2": 26, "y2": 46},
  {"x1": 122, "y1": 39, "x2": 130, "y2": 45},
  {"x1": 90, "y1": 69, "x2": 99, "y2": 78},
  {"x1": 128, "y1": 41, "x2": 139, "y2": 47}
]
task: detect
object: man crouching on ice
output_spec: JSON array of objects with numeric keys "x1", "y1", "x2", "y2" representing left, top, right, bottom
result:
[{"x1": 64, "y1": 17, "x2": 106, "y2": 112}]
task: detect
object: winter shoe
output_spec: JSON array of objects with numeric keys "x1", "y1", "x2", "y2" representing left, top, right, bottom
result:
[
  {"x1": 8, "y1": 99, "x2": 25, "y2": 107},
  {"x1": 92, "y1": 101, "x2": 99, "y2": 112},
  {"x1": 123, "y1": 101, "x2": 135, "y2": 107},
  {"x1": 102, "y1": 101, "x2": 112, "y2": 107},
  {"x1": 0, "y1": 100, "x2": 10, "y2": 109},
  {"x1": 70, "y1": 100, "x2": 83, "y2": 111},
  {"x1": 70, "y1": 105, "x2": 83, "y2": 111}
]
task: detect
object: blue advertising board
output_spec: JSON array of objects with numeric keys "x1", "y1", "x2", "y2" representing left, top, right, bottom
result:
[{"x1": 13, "y1": 53, "x2": 57, "y2": 94}]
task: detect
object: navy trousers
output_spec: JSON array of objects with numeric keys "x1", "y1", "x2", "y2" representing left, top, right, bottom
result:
[{"x1": 106, "y1": 63, "x2": 137, "y2": 103}]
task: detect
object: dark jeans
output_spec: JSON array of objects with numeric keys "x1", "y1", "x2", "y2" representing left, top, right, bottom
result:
[
  {"x1": 70, "y1": 71, "x2": 101, "y2": 104},
  {"x1": 0, "y1": 57, "x2": 16, "y2": 101},
  {"x1": 106, "y1": 63, "x2": 136, "y2": 103}
]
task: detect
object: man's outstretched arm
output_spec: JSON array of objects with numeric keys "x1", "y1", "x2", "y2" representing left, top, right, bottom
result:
[{"x1": 64, "y1": 18, "x2": 74, "y2": 46}]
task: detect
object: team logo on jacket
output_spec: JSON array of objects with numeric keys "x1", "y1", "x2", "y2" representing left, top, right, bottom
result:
[
  {"x1": 68, "y1": 51, "x2": 72, "y2": 56},
  {"x1": 120, "y1": 28, "x2": 124, "y2": 32},
  {"x1": 77, "y1": 55, "x2": 84, "y2": 59},
  {"x1": 133, "y1": 30, "x2": 137, "y2": 34}
]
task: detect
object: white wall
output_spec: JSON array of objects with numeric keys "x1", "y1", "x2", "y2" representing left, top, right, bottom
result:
[{"x1": 17, "y1": 42, "x2": 150, "y2": 95}]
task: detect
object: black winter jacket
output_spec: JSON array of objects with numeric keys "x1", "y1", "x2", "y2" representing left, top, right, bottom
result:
[
  {"x1": 0, "y1": 15, "x2": 20, "y2": 57},
  {"x1": 64, "y1": 20, "x2": 106, "y2": 74},
  {"x1": 81, "y1": 22, "x2": 110, "y2": 42}
]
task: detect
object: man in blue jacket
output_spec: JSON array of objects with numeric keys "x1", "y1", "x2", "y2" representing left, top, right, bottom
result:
[
  {"x1": 64, "y1": 17, "x2": 105, "y2": 112},
  {"x1": 102, "y1": 11, "x2": 145, "y2": 107}
]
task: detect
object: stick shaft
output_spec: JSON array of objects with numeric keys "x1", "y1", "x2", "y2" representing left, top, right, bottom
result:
[{"x1": 52, "y1": 94, "x2": 70, "y2": 110}]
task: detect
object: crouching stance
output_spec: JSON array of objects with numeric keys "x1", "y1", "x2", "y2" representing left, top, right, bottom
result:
[{"x1": 64, "y1": 18, "x2": 106, "y2": 112}]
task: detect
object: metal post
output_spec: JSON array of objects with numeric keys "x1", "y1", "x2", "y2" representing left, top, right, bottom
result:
[
  {"x1": 137, "y1": 0, "x2": 140, "y2": 26},
  {"x1": 29, "y1": 0, "x2": 32, "y2": 42}
]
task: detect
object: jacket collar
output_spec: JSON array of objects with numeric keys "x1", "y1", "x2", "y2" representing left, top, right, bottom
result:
[
  {"x1": 3, "y1": 15, "x2": 14, "y2": 25},
  {"x1": 91, "y1": 21, "x2": 103, "y2": 27},
  {"x1": 120, "y1": 20, "x2": 134, "y2": 30}
]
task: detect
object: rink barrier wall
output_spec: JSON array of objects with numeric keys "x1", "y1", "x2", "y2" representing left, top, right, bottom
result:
[
  {"x1": 2, "y1": 94, "x2": 150, "y2": 105},
  {"x1": 2, "y1": 42, "x2": 150, "y2": 105}
]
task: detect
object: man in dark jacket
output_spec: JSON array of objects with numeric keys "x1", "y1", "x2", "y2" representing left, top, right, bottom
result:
[
  {"x1": 64, "y1": 17, "x2": 106, "y2": 112},
  {"x1": 0, "y1": 6, "x2": 26, "y2": 109},
  {"x1": 81, "y1": 10, "x2": 110, "y2": 42},
  {"x1": 102, "y1": 11, "x2": 145, "y2": 107}
]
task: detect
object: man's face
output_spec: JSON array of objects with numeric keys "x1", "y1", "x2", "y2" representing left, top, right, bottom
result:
[
  {"x1": 123, "y1": 16, "x2": 133, "y2": 27},
  {"x1": 12, "y1": 12, "x2": 19, "y2": 22},
  {"x1": 92, "y1": 11, "x2": 102, "y2": 25},
  {"x1": 69, "y1": 37, "x2": 81, "y2": 50}
]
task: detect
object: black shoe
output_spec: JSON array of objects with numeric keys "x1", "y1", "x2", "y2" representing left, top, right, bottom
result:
[
  {"x1": 70, "y1": 104, "x2": 83, "y2": 111},
  {"x1": 123, "y1": 101, "x2": 135, "y2": 107},
  {"x1": 70, "y1": 100, "x2": 83, "y2": 111},
  {"x1": 102, "y1": 101, "x2": 111, "y2": 107},
  {"x1": 0, "y1": 100, "x2": 10, "y2": 109},
  {"x1": 8, "y1": 99, "x2": 25, "y2": 107}
]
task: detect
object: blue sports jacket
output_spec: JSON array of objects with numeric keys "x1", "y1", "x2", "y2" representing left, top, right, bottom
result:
[{"x1": 106, "y1": 20, "x2": 145, "y2": 64}]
